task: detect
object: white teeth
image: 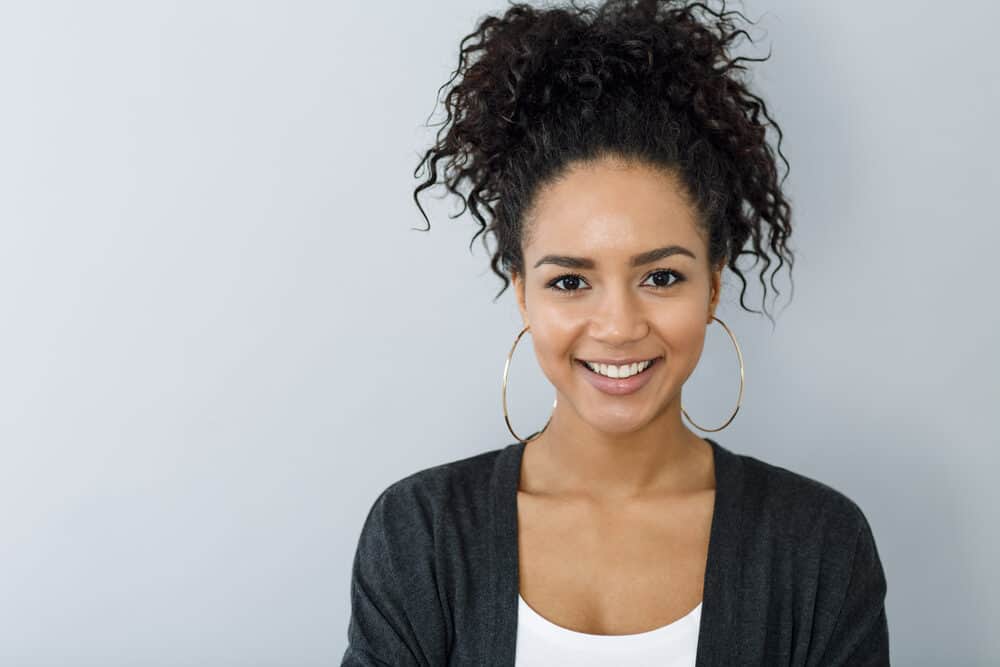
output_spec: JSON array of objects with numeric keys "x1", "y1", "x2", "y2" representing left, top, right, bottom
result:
[{"x1": 583, "y1": 359, "x2": 654, "y2": 378}]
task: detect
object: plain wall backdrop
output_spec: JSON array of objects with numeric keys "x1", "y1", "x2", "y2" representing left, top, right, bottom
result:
[{"x1": 1, "y1": 0, "x2": 997, "y2": 664}]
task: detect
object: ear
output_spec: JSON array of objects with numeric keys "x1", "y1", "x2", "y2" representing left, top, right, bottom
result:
[
  {"x1": 708, "y1": 261, "x2": 724, "y2": 322},
  {"x1": 511, "y1": 270, "x2": 529, "y2": 327}
]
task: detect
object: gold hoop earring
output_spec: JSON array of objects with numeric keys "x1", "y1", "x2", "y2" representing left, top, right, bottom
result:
[
  {"x1": 681, "y1": 315, "x2": 745, "y2": 432},
  {"x1": 502, "y1": 325, "x2": 557, "y2": 444}
]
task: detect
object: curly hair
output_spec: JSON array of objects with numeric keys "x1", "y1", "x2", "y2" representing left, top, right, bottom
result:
[{"x1": 412, "y1": 0, "x2": 794, "y2": 322}]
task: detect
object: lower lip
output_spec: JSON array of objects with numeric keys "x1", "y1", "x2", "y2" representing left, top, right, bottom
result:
[{"x1": 576, "y1": 357, "x2": 661, "y2": 396}]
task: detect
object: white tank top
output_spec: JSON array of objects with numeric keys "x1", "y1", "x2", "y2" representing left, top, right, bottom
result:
[{"x1": 514, "y1": 593, "x2": 702, "y2": 666}]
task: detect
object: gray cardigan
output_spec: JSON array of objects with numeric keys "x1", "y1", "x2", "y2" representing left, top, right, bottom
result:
[{"x1": 342, "y1": 438, "x2": 890, "y2": 665}]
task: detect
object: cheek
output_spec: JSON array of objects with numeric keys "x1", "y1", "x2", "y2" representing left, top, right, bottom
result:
[
  {"x1": 651, "y1": 306, "x2": 707, "y2": 351},
  {"x1": 526, "y1": 319, "x2": 581, "y2": 373}
]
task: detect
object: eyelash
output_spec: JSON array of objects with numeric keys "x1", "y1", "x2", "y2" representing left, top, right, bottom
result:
[{"x1": 546, "y1": 269, "x2": 686, "y2": 294}]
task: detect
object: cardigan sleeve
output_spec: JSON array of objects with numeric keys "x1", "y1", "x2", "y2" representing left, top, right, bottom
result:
[
  {"x1": 340, "y1": 482, "x2": 450, "y2": 666},
  {"x1": 811, "y1": 505, "x2": 890, "y2": 666}
]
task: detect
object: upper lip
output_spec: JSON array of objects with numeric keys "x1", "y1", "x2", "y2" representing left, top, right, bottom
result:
[{"x1": 577, "y1": 356, "x2": 660, "y2": 365}]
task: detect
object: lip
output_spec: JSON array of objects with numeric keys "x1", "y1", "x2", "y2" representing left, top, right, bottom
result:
[
  {"x1": 577, "y1": 356, "x2": 659, "y2": 365},
  {"x1": 576, "y1": 356, "x2": 661, "y2": 396}
]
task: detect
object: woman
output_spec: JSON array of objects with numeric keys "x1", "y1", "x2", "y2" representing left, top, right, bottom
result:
[{"x1": 343, "y1": 0, "x2": 889, "y2": 664}]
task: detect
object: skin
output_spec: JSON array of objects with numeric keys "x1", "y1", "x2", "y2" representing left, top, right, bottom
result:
[{"x1": 509, "y1": 154, "x2": 726, "y2": 635}]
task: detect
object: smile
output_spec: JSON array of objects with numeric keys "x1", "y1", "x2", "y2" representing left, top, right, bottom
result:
[
  {"x1": 575, "y1": 357, "x2": 661, "y2": 396},
  {"x1": 579, "y1": 358, "x2": 656, "y2": 379}
]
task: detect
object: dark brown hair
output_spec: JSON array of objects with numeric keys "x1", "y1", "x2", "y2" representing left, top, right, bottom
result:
[{"x1": 413, "y1": 0, "x2": 794, "y2": 322}]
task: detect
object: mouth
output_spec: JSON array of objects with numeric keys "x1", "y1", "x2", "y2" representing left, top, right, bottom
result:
[{"x1": 575, "y1": 356, "x2": 662, "y2": 396}]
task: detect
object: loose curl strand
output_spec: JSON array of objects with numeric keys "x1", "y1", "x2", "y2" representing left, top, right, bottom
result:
[{"x1": 412, "y1": 0, "x2": 795, "y2": 323}]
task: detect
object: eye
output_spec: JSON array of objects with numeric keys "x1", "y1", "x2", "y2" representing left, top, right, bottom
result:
[
  {"x1": 547, "y1": 274, "x2": 590, "y2": 292},
  {"x1": 545, "y1": 269, "x2": 686, "y2": 294},
  {"x1": 641, "y1": 269, "x2": 686, "y2": 289}
]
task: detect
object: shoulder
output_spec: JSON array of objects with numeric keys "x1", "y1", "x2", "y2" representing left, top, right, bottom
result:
[
  {"x1": 733, "y1": 450, "x2": 875, "y2": 550},
  {"x1": 726, "y1": 450, "x2": 889, "y2": 659},
  {"x1": 727, "y1": 449, "x2": 887, "y2": 611},
  {"x1": 346, "y1": 449, "x2": 514, "y2": 663},
  {"x1": 374, "y1": 444, "x2": 509, "y2": 506},
  {"x1": 706, "y1": 446, "x2": 890, "y2": 661},
  {"x1": 358, "y1": 444, "x2": 512, "y2": 541}
]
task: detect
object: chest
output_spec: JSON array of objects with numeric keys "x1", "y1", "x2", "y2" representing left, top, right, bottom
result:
[{"x1": 516, "y1": 489, "x2": 715, "y2": 636}]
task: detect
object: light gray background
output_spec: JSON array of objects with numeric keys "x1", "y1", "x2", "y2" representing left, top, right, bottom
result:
[{"x1": 1, "y1": 0, "x2": 996, "y2": 664}]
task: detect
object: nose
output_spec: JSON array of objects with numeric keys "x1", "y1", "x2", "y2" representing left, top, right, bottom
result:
[{"x1": 589, "y1": 284, "x2": 649, "y2": 346}]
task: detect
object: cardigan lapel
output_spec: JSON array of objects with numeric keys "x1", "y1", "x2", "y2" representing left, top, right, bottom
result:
[
  {"x1": 491, "y1": 437, "x2": 745, "y2": 667},
  {"x1": 490, "y1": 442, "x2": 522, "y2": 665},
  {"x1": 694, "y1": 437, "x2": 745, "y2": 666}
]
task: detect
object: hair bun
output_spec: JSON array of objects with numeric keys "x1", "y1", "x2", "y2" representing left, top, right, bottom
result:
[{"x1": 413, "y1": 0, "x2": 794, "y2": 322}]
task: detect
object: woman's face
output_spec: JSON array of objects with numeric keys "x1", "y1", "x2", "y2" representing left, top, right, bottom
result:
[{"x1": 511, "y1": 156, "x2": 723, "y2": 436}]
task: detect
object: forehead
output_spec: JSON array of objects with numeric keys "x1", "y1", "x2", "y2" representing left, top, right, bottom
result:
[{"x1": 524, "y1": 158, "x2": 704, "y2": 260}]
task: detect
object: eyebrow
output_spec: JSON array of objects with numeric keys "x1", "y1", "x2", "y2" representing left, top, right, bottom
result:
[{"x1": 532, "y1": 245, "x2": 697, "y2": 270}]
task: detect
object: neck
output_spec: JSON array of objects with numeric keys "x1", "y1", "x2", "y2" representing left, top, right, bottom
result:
[{"x1": 520, "y1": 397, "x2": 710, "y2": 501}]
